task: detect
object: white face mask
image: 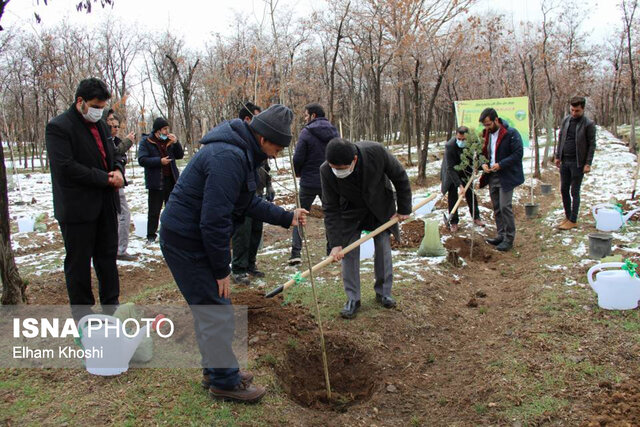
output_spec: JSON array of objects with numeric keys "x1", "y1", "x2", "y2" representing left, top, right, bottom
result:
[
  {"x1": 456, "y1": 139, "x2": 466, "y2": 148},
  {"x1": 331, "y1": 160, "x2": 355, "y2": 179},
  {"x1": 82, "y1": 102, "x2": 104, "y2": 123}
]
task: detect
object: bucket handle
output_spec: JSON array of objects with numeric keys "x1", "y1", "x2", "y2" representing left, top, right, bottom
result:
[
  {"x1": 591, "y1": 203, "x2": 612, "y2": 219},
  {"x1": 587, "y1": 262, "x2": 625, "y2": 291},
  {"x1": 77, "y1": 314, "x2": 121, "y2": 337}
]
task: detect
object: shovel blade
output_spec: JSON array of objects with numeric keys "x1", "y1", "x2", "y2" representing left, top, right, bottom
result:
[
  {"x1": 265, "y1": 285, "x2": 284, "y2": 299},
  {"x1": 442, "y1": 212, "x2": 451, "y2": 230}
]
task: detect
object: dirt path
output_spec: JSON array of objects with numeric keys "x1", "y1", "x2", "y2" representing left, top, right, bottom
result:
[{"x1": 11, "y1": 168, "x2": 640, "y2": 426}]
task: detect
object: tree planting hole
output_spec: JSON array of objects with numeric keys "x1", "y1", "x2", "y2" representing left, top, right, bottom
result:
[{"x1": 275, "y1": 332, "x2": 379, "y2": 411}]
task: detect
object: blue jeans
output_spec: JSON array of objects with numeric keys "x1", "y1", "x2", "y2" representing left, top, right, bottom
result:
[{"x1": 160, "y1": 238, "x2": 240, "y2": 390}]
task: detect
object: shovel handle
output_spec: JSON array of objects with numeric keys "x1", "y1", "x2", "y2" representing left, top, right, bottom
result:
[
  {"x1": 266, "y1": 193, "x2": 437, "y2": 298},
  {"x1": 449, "y1": 176, "x2": 475, "y2": 217}
]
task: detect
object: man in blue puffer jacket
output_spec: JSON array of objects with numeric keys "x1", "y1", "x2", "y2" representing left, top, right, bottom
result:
[
  {"x1": 159, "y1": 104, "x2": 307, "y2": 404},
  {"x1": 288, "y1": 103, "x2": 339, "y2": 265}
]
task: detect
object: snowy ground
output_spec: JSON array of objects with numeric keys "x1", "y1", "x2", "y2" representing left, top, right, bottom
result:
[{"x1": 6, "y1": 127, "x2": 639, "y2": 281}]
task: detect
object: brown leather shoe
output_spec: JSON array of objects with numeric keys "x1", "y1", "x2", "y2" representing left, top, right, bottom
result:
[
  {"x1": 209, "y1": 381, "x2": 266, "y2": 404},
  {"x1": 557, "y1": 219, "x2": 569, "y2": 229},
  {"x1": 202, "y1": 371, "x2": 254, "y2": 389},
  {"x1": 559, "y1": 220, "x2": 578, "y2": 230}
]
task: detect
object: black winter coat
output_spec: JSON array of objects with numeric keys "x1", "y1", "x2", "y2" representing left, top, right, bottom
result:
[
  {"x1": 137, "y1": 135, "x2": 184, "y2": 190},
  {"x1": 293, "y1": 117, "x2": 339, "y2": 190},
  {"x1": 320, "y1": 141, "x2": 412, "y2": 248},
  {"x1": 556, "y1": 115, "x2": 596, "y2": 168},
  {"x1": 45, "y1": 105, "x2": 125, "y2": 223}
]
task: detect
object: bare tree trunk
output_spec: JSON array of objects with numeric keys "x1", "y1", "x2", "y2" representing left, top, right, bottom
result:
[
  {"x1": 0, "y1": 133, "x2": 27, "y2": 305},
  {"x1": 418, "y1": 58, "x2": 451, "y2": 181}
]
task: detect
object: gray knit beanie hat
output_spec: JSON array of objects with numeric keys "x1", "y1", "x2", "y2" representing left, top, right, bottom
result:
[{"x1": 248, "y1": 104, "x2": 293, "y2": 147}]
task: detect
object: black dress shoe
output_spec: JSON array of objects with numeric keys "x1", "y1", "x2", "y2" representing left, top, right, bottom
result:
[
  {"x1": 340, "y1": 300, "x2": 361, "y2": 319},
  {"x1": 485, "y1": 236, "x2": 504, "y2": 246},
  {"x1": 375, "y1": 294, "x2": 396, "y2": 308},
  {"x1": 248, "y1": 267, "x2": 265, "y2": 278},
  {"x1": 496, "y1": 241, "x2": 513, "y2": 252}
]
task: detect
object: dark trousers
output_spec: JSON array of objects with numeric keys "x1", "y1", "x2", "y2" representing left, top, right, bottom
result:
[
  {"x1": 489, "y1": 173, "x2": 516, "y2": 244},
  {"x1": 232, "y1": 211, "x2": 264, "y2": 274},
  {"x1": 446, "y1": 183, "x2": 480, "y2": 225},
  {"x1": 160, "y1": 239, "x2": 240, "y2": 390},
  {"x1": 560, "y1": 159, "x2": 585, "y2": 223},
  {"x1": 291, "y1": 186, "x2": 330, "y2": 257},
  {"x1": 147, "y1": 176, "x2": 175, "y2": 240},
  {"x1": 59, "y1": 197, "x2": 120, "y2": 321}
]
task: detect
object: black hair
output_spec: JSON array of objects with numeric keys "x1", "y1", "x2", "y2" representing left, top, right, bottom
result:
[
  {"x1": 305, "y1": 102, "x2": 325, "y2": 118},
  {"x1": 326, "y1": 137, "x2": 356, "y2": 166},
  {"x1": 456, "y1": 126, "x2": 469, "y2": 135},
  {"x1": 75, "y1": 78, "x2": 111, "y2": 102},
  {"x1": 569, "y1": 96, "x2": 586, "y2": 108},
  {"x1": 479, "y1": 108, "x2": 498, "y2": 122},
  {"x1": 239, "y1": 102, "x2": 261, "y2": 121}
]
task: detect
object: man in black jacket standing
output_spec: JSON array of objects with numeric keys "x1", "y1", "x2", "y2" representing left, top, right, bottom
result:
[
  {"x1": 555, "y1": 96, "x2": 596, "y2": 230},
  {"x1": 289, "y1": 103, "x2": 339, "y2": 265},
  {"x1": 137, "y1": 118, "x2": 184, "y2": 243},
  {"x1": 440, "y1": 126, "x2": 484, "y2": 233},
  {"x1": 321, "y1": 138, "x2": 412, "y2": 319},
  {"x1": 45, "y1": 78, "x2": 125, "y2": 320}
]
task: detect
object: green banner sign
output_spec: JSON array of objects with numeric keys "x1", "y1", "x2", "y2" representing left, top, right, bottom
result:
[{"x1": 454, "y1": 96, "x2": 530, "y2": 147}]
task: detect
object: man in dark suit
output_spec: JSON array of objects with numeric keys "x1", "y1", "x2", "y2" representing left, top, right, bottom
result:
[
  {"x1": 46, "y1": 78, "x2": 125, "y2": 320},
  {"x1": 321, "y1": 138, "x2": 412, "y2": 319},
  {"x1": 440, "y1": 126, "x2": 484, "y2": 233}
]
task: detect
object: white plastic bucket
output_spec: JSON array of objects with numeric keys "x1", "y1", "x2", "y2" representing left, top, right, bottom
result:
[
  {"x1": 587, "y1": 262, "x2": 640, "y2": 310},
  {"x1": 17, "y1": 217, "x2": 35, "y2": 233},
  {"x1": 360, "y1": 234, "x2": 375, "y2": 260},
  {"x1": 77, "y1": 314, "x2": 148, "y2": 376},
  {"x1": 133, "y1": 215, "x2": 147, "y2": 239}
]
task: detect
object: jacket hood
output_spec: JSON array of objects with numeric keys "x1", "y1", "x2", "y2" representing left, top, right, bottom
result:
[
  {"x1": 200, "y1": 118, "x2": 267, "y2": 165},
  {"x1": 305, "y1": 117, "x2": 339, "y2": 146}
]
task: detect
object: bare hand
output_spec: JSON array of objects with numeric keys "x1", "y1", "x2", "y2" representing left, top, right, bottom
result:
[
  {"x1": 291, "y1": 208, "x2": 309, "y2": 227},
  {"x1": 583, "y1": 165, "x2": 591, "y2": 173},
  {"x1": 161, "y1": 156, "x2": 172, "y2": 165},
  {"x1": 330, "y1": 246, "x2": 344, "y2": 261},
  {"x1": 490, "y1": 163, "x2": 501, "y2": 172},
  {"x1": 108, "y1": 170, "x2": 124, "y2": 188},
  {"x1": 555, "y1": 158, "x2": 561, "y2": 168},
  {"x1": 482, "y1": 164, "x2": 491, "y2": 173},
  {"x1": 392, "y1": 213, "x2": 410, "y2": 222},
  {"x1": 167, "y1": 134, "x2": 177, "y2": 145},
  {"x1": 217, "y1": 275, "x2": 230, "y2": 299},
  {"x1": 458, "y1": 185, "x2": 466, "y2": 196},
  {"x1": 126, "y1": 131, "x2": 136, "y2": 142}
]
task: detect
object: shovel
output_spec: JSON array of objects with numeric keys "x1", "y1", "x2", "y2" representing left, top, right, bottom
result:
[
  {"x1": 265, "y1": 193, "x2": 437, "y2": 298},
  {"x1": 442, "y1": 175, "x2": 476, "y2": 230}
]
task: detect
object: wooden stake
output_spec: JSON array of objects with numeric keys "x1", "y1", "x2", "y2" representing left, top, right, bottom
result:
[{"x1": 285, "y1": 145, "x2": 332, "y2": 401}]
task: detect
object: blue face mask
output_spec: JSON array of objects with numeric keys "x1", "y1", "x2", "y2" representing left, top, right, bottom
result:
[
  {"x1": 159, "y1": 134, "x2": 168, "y2": 141},
  {"x1": 456, "y1": 139, "x2": 466, "y2": 148}
]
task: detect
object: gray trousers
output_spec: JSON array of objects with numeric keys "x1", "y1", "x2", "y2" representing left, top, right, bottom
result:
[
  {"x1": 117, "y1": 188, "x2": 131, "y2": 255},
  {"x1": 342, "y1": 230, "x2": 393, "y2": 301},
  {"x1": 488, "y1": 173, "x2": 515, "y2": 243}
]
